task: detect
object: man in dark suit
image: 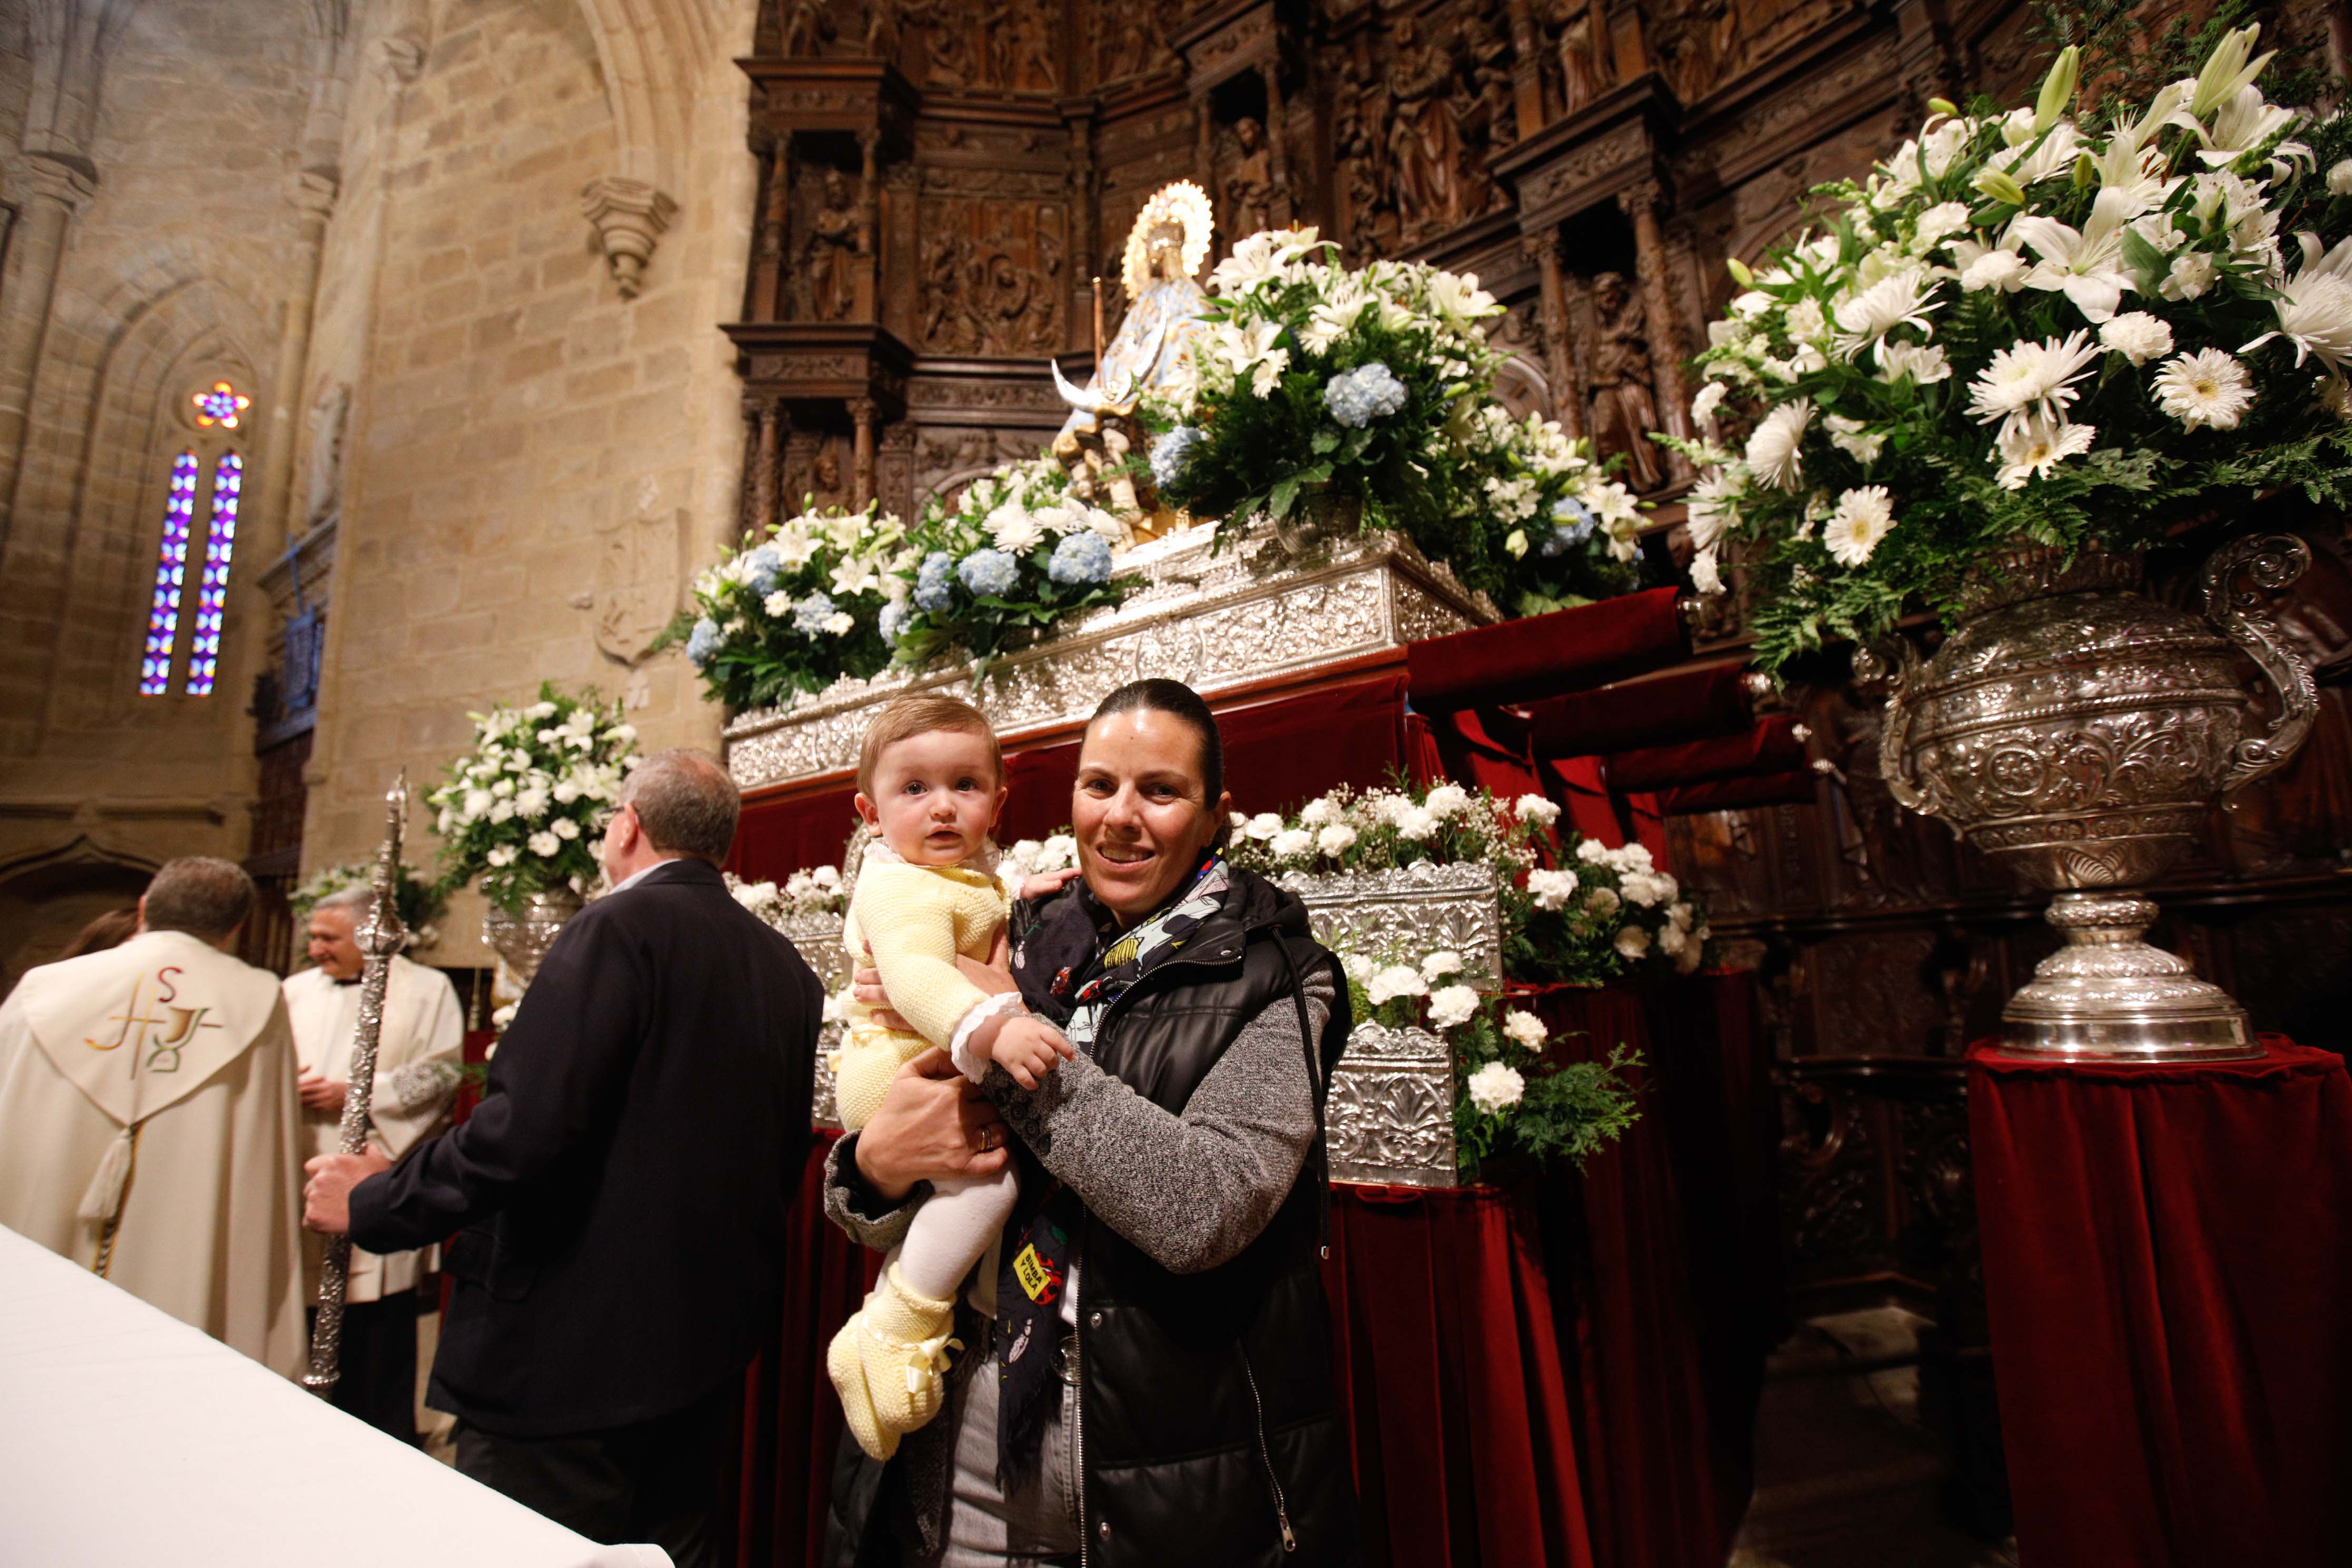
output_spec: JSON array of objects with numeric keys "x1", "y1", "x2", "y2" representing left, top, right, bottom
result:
[{"x1": 303, "y1": 748, "x2": 824, "y2": 1566}]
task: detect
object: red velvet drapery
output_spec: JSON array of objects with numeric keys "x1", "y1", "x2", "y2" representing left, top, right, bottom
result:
[{"x1": 1967, "y1": 1040, "x2": 2352, "y2": 1568}]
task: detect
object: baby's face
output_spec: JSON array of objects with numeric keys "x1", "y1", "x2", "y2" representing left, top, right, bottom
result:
[{"x1": 859, "y1": 728, "x2": 1005, "y2": 866}]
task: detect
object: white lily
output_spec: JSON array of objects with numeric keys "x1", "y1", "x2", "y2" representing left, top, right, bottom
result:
[
  {"x1": 2189, "y1": 24, "x2": 2273, "y2": 121},
  {"x1": 2197, "y1": 83, "x2": 2299, "y2": 169},
  {"x1": 2013, "y1": 185, "x2": 2143, "y2": 321}
]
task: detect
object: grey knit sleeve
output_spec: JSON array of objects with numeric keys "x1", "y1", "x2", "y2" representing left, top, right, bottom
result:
[
  {"x1": 820, "y1": 1133, "x2": 919, "y2": 1253},
  {"x1": 984, "y1": 966, "x2": 1332, "y2": 1275}
]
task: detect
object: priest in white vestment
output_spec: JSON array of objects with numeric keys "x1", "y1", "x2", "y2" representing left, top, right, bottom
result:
[
  {"x1": 0, "y1": 857, "x2": 305, "y2": 1378},
  {"x1": 283, "y1": 885, "x2": 464, "y2": 1440}
]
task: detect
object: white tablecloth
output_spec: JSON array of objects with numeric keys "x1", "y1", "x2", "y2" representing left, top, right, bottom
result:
[{"x1": 0, "y1": 1224, "x2": 668, "y2": 1567}]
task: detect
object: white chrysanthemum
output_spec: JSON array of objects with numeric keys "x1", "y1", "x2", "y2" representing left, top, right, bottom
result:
[
  {"x1": 2153, "y1": 348, "x2": 2256, "y2": 430},
  {"x1": 1317, "y1": 824, "x2": 1358, "y2": 858},
  {"x1": 1466, "y1": 1061, "x2": 1525, "y2": 1115},
  {"x1": 2245, "y1": 264, "x2": 2352, "y2": 373},
  {"x1": 1743, "y1": 399, "x2": 1812, "y2": 491},
  {"x1": 1501, "y1": 1011, "x2": 1548, "y2": 1051},
  {"x1": 1270, "y1": 828, "x2": 1314, "y2": 860},
  {"x1": 1367, "y1": 964, "x2": 1428, "y2": 1006},
  {"x1": 528, "y1": 831, "x2": 561, "y2": 857},
  {"x1": 2098, "y1": 311, "x2": 2175, "y2": 367},
  {"x1": 823, "y1": 612, "x2": 855, "y2": 636},
  {"x1": 1823, "y1": 485, "x2": 1897, "y2": 568},
  {"x1": 1525, "y1": 867, "x2": 1579, "y2": 910},
  {"x1": 1614, "y1": 925, "x2": 1652, "y2": 960},
  {"x1": 1684, "y1": 467, "x2": 1741, "y2": 551},
  {"x1": 1421, "y1": 950, "x2": 1465, "y2": 982},
  {"x1": 1514, "y1": 793, "x2": 1561, "y2": 829},
  {"x1": 1992, "y1": 410, "x2": 2098, "y2": 489},
  {"x1": 1966, "y1": 330, "x2": 2101, "y2": 435},
  {"x1": 1824, "y1": 414, "x2": 1885, "y2": 466}
]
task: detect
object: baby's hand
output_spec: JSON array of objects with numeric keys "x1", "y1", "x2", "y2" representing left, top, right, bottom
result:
[
  {"x1": 991, "y1": 1015, "x2": 1076, "y2": 1091},
  {"x1": 1018, "y1": 867, "x2": 1084, "y2": 901}
]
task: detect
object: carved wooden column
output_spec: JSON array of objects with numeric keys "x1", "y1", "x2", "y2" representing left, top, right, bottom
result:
[
  {"x1": 855, "y1": 128, "x2": 881, "y2": 322},
  {"x1": 751, "y1": 396, "x2": 785, "y2": 532},
  {"x1": 1619, "y1": 177, "x2": 1692, "y2": 479},
  {"x1": 753, "y1": 131, "x2": 790, "y2": 321},
  {"x1": 1505, "y1": 0, "x2": 1549, "y2": 136},
  {"x1": 1524, "y1": 231, "x2": 1584, "y2": 440},
  {"x1": 1195, "y1": 99, "x2": 1217, "y2": 240},
  {"x1": 738, "y1": 398, "x2": 761, "y2": 535},
  {"x1": 1258, "y1": 59, "x2": 1291, "y2": 227},
  {"x1": 848, "y1": 397, "x2": 877, "y2": 511}
]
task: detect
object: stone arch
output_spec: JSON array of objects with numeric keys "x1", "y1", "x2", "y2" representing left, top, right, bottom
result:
[{"x1": 0, "y1": 835, "x2": 159, "y2": 991}]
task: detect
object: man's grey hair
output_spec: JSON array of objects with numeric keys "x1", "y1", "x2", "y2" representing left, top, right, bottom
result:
[
  {"x1": 311, "y1": 886, "x2": 376, "y2": 922},
  {"x1": 620, "y1": 749, "x2": 739, "y2": 865},
  {"x1": 143, "y1": 857, "x2": 256, "y2": 942}
]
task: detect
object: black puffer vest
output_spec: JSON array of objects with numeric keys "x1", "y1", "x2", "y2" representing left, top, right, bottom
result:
[
  {"x1": 828, "y1": 866, "x2": 1361, "y2": 1568},
  {"x1": 1051, "y1": 867, "x2": 1360, "y2": 1568}
]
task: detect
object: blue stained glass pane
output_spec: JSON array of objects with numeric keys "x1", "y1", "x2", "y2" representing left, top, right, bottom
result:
[
  {"x1": 139, "y1": 452, "x2": 202, "y2": 695},
  {"x1": 183, "y1": 452, "x2": 242, "y2": 695}
]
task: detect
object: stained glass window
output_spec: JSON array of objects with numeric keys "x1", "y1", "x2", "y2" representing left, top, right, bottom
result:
[
  {"x1": 191, "y1": 380, "x2": 250, "y2": 429},
  {"x1": 139, "y1": 452, "x2": 201, "y2": 695},
  {"x1": 182, "y1": 452, "x2": 243, "y2": 695}
]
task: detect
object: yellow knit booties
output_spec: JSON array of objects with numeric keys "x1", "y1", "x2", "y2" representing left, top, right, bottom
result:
[{"x1": 826, "y1": 1263, "x2": 960, "y2": 1461}]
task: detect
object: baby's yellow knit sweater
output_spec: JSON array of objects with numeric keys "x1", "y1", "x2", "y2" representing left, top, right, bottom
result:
[{"x1": 833, "y1": 854, "x2": 1010, "y2": 1131}]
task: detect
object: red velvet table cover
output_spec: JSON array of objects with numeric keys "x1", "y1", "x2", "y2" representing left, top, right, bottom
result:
[
  {"x1": 1524, "y1": 660, "x2": 1757, "y2": 759},
  {"x1": 1603, "y1": 716, "x2": 1808, "y2": 794},
  {"x1": 1967, "y1": 1040, "x2": 2352, "y2": 1568}
]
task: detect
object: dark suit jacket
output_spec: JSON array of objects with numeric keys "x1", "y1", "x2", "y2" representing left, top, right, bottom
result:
[{"x1": 351, "y1": 856, "x2": 824, "y2": 1436}]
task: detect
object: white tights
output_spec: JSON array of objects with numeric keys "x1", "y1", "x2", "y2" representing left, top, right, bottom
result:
[{"x1": 890, "y1": 1162, "x2": 1021, "y2": 1304}]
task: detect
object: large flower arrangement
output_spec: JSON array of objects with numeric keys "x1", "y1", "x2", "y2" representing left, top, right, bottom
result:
[
  {"x1": 1673, "y1": 26, "x2": 2352, "y2": 674},
  {"x1": 673, "y1": 505, "x2": 909, "y2": 709},
  {"x1": 290, "y1": 860, "x2": 447, "y2": 950},
  {"x1": 1221, "y1": 782, "x2": 1707, "y2": 984},
  {"x1": 886, "y1": 457, "x2": 1138, "y2": 671},
  {"x1": 427, "y1": 683, "x2": 638, "y2": 911}
]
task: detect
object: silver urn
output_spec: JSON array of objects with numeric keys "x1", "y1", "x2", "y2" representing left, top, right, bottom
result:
[
  {"x1": 482, "y1": 885, "x2": 586, "y2": 986},
  {"x1": 1880, "y1": 537, "x2": 2318, "y2": 1062}
]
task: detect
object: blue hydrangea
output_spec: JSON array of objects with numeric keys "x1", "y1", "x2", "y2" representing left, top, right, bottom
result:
[
  {"x1": 1150, "y1": 427, "x2": 1206, "y2": 488},
  {"x1": 1542, "y1": 496, "x2": 1597, "y2": 557},
  {"x1": 878, "y1": 599, "x2": 914, "y2": 645},
  {"x1": 1046, "y1": 531, "x2": 1113, "y2": 587},
  {"x1": 744, "y1": 544, "x2": 782, "y2": 595},
  {"x1": 1322, "y1": 361, "x2": 1409, "y2": 428},
  {"x1": 791, "y1": 591, "x2": 837, "y2": 636},
  {"x1": 685, "y1": 616, "x2": 722, "y2": 668},
  {"x1": 913, "y1": 551, "x2": 956, "y2": 611},
  {"x1": 957, "y1": 548, "x2": 1021, "y2": 598}
]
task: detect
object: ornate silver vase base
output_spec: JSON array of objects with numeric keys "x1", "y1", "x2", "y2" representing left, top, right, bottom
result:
[{"x1": 2000, "y1": 893, "x2": 2258, "y2": 1063}]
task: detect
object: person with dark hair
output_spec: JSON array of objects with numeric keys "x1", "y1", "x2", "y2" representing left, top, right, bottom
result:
[
  {"x1": 301, "y1": 747, "x2": 824, "y2": 1568},
  {"x1": 822, "y1": 679, "x2": 1363, "y2": 1567},
  {"x1": 0, "y1": 857, "x2": 307, "y2": 1376},
  {"x1": 54, "y1": 906, "x2": 138, "y2": 961}
]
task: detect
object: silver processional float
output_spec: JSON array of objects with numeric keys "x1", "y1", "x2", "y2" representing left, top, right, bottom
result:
[{"x1": 302, "y1": 770, "x2": 407, "y2": 1398}]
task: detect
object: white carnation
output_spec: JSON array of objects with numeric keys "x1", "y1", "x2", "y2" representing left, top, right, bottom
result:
[
  {"x1": 1586, "y1": 886, "x2": 1622, "y2": 918},
  {"x1": 1394, "y1": 806, "x2": 1439, "y2": 841},
  {"x1": 1427, "y1": 984, "x2": 1480, "y2": 1031},
  {"x1": 1423, "y1": 784, "x2": 1471, "y2": 818},
  {"x1": 1466, "y1": 1061, "x2": 1526, "y2": 1115},
  {"x1": 1367, "y1": 964, "x2": 1428, "y2": 1005},
  {"x1": 1420, "y1": 950, "x2": 1464, "y2": 982},
  {"x1": 1270, "y1": 828, "x2": 1315, "y2": 860},
  {"x1": 1614, "y1": 925, "x2": 1652, "y2": 959},
  {"x1": 1245, "y1": 812, "x2": 1284, "y2": 842},
  {"x1": 1514, "y1": 793, "x2": 1561, "y2": 828},
  {"x1": 1298, "y1": 796, "x2": 1342, "y2": 827},
  {"x1": 1501, "y1": 1011, "x2": 1548, "y2": 1051},
  {"x1": 1525, "y1": 867, "x2": 1580, "y2": 911},
  {"x1": 2098, "y1": 311, "x2": 2174, "y2": 367},
  {"x1": 1316, "y1": 824, "x2": 1358, "y2": 858}
]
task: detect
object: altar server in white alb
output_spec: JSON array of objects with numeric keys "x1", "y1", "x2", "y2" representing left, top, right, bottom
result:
[
  {"x1": 283, "y1": 884, "x2": 464, "y2": 1440},
  {"x1": 0, "y1": 857, "x2": 306, "y2": 1377}
]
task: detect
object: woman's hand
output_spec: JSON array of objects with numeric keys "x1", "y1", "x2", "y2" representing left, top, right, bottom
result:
[{"x1": 852, "y1": 1048, "x2": 1011, "y2": 1202}]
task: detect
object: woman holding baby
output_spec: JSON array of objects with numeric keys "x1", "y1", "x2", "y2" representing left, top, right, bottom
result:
[{"x1": 818, "y1": 678, "x2": 1361, "y2": 1568}]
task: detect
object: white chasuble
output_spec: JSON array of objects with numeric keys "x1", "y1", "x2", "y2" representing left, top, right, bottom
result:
[
  {"x1": 0, "y1": 929, "x2": 305, "y2": 1378},
  {"x1": 283, "y1": 955, "x2": 463, "y2": 1301}
]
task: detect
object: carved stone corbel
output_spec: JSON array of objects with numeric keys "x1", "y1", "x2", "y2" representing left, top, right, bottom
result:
[{"x1": 580, "y1": 175, "x2": 680, "y2": 299}]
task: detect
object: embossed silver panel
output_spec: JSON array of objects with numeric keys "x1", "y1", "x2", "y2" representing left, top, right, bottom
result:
[
  {"x1": 771, "y1": 910, "x2": 847, "y2": 1129},
  {"x1": 1275, "y1": 862, "x2": 1503, "y2": 991},
  {"x1": 1325, "y1": 1023, "x2": 1459, "y2": 1187},
  {"x1": 724, "y1": 521, "x2": 1498, "y2": 790}
]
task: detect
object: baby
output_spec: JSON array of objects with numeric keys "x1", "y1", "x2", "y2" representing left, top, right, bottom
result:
[{"x1": 825, "y1": 693, "x2": 1071, "y2": 1461}]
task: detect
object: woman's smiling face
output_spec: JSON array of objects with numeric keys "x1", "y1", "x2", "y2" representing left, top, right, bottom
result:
[{"x1": 1072, "y1": 708, "x2": 1232, "y2": 924}]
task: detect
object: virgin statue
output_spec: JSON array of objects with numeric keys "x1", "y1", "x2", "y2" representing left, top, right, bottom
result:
[{"x1": 1050, "y1": 180, "x2": 1213, "y2": 536}]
